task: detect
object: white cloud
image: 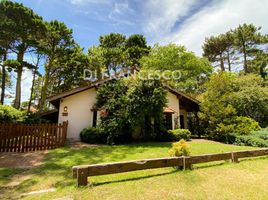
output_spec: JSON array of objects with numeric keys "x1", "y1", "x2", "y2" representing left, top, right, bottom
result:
[
  {"x1": 141, "y1": 0, "x2": 198, "y2": 40},
  {"x1": 157, "y1": 0, "x2": 268, "y2": 55},
  {"x1": 68, "y1": 0, "x2": 110, "y2": 6},
  {"x1": 108, "y1": 1, "x2": 135, "y2": 26}
]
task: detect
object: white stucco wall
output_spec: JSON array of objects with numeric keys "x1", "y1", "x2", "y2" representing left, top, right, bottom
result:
[
  {"x1": 57, "y1": 89, "x2": 188, "y2": 140},
  {"x1": 166, "y1": 92, "x2": 180, "y2": 129},
  {"x1": 58, "y1": 88, "x2": 97, "y2": 140}
]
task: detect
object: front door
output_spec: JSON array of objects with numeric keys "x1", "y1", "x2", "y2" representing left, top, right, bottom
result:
[{"x1": 180, "y1": 115, "x2": 185, "y2": 129}]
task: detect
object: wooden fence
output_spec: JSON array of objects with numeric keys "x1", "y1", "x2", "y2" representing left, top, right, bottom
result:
[
  {"x1": 0, "y1": 122, "x2": 68, "y2": 152},
  {"x1": 72, "y1": 148, "x2": 268, "y2": 186}
]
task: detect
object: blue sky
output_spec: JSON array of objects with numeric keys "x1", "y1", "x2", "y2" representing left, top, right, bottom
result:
[
  {"x1": 16, "y1": 0, "x2": 268, "y2": 54},
  {"x1": 6, "y1": 0, "x2": 268, "y2": 103}
]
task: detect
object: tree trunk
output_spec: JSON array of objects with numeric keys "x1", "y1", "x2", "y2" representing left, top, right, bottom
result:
[
  {"x1": 14, "y1": 50, "x2": 24, "y2": 109},
  {"x1": 28, "y1": 56, "x2": 41, "y2": 112},
  {"x1": 242, "y1": 43, "x2": 248, "y2": 73},
  {"x1": 28, "y1": 67, "x2": 37, "y2": 112},
  {"x1": 227, "y1": 51, "x2": 231, "y2": 72},
  {"x1": 39, "y1": 65, "x2": 50, "y2": 111},
  {"x1": 219, "y1": 53, "x2": 225, "y2": 71},
  {"x1": 0, "y1": 51, "x2": 7, "y2": 104}
]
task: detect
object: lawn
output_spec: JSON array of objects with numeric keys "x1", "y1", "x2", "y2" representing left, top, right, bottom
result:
[{"x1": 0, "y1": 140, "x2": 268, "y2": 200}]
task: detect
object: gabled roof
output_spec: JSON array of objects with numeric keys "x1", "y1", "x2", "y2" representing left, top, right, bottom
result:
[{"x1": 47, "y1": 76, "x2": 199, "y2": 112}]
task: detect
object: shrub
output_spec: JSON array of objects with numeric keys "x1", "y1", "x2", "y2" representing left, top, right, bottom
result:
[
  {"x1": 211, "y1": 117, "x2": 261, "y2": 143},
  {"x1": 80, "y1": 127, "x2": 107, "y2": 144},
  {"x1": 235, "y1": 135, "x2": 268, "y2": 147},
  {"x1": 0, "y1": 105, "x2": 24, "y2": 123},
  {"x1": 23, "y1": 112, "x2": 50, "y2": 124},
  {"x1": 168, "y1": 129, "x2": 191, "y2": 141},
  {"x1": 251, "y1": 130, "x2": 268, "y2": 140},
  {"x1": 217, "y1": 116, "x2": 261, "y2": 136},
  {"x1": 156, "y1": 129, "x2": 191, "y2": 142},
  {"x1": 209, "y1": 132, "x2": 237, "y2": 144},
  {"x1": 169, "y1": 139, "x2": 190, "y2": 157}
]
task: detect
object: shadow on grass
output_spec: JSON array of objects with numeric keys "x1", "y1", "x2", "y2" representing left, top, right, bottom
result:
[
  {"x1": 1, "y1": 142, "x2": 267, "y2": 194},
  {"x1": 0, "y1": 143, "x2": 170, "y2": 194},
  {"x1": 91, "y1": 168, "x2": 179, "y2": 187}
]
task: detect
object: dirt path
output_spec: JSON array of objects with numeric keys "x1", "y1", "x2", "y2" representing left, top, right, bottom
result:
[{"x1": 0, "y1": 151, "x2": 48, "y2": 168}]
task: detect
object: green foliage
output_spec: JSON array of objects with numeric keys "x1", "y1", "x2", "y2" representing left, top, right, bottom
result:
[
  {"x1": 203, "y1": 32, "x2": 236, "y2": 71},
  {"x1": 98, "y1": 33, "x2": 150, "y2": 74},
  {"x1": 216, "y1": 116, "x2": 261, "y2": 135},
  {"x1": 127, "y1": 76, "x2": 167, "y2": 132},
  {"x1": 99, "y1": 33, "x2": 127, "y2": 73},
  {"x1": 252, "y1": 130, "x2": 268, "y2": 140},
  {"x1": 0, "y1": 105, "x2": 24, "y2": 123},
  {"x1": 169, "y1": 139, "x2": 190, "y2": 157},
  {"x1": 23, "y1": 112, "x2": 50, "y2": 124},
  {"x1": 168, "y1": 129, "x2": 191, "y2": 141},
  {"x1": 80, "y1": 127, "x2": 107, "y2": 144},
  {"x1": 88, "y1": 46, "x2": 106, "y2": 79},
  {"x1": 230, "y1": 74, "x2": 268, "y2": 126},
  {"x1": 39, "y1": 20, "x2": 77, "y2": 110},
  {"x1": 96, "y1": 77, "x2": 167, "y2": 144},
  {"x1": 203, "y1": 23, "x2": 268, "y2": 74},
  {"x1": 140, "y1": 44, "x2": 212, "y2": 93},
  {"x1": 235, "y1": 135, "x2": 268, "y2": 147},
  {"x1": 199, "y1": 72, "x2": 268, "y2": 138},
  {"x1": 53, "y1": 46, "x2": 90, "y2": 93},
  {"x1": 96, "y1": 79, "x2": 130, "y2": 144},
  {"x1": 210, "y1": 116, "x2": 260, "y2": 143},
  {"x1": 232, "y1": 24, "x2": 267, "y2": 73},
  {"x1": 0, "y1": 0, "x2": 45, "y2": 109},
  {"x1": 125, "y1": 34, "x2": 150, "y2": 66}
]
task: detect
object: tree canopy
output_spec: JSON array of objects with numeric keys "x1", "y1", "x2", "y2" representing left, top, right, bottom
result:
[
  {"x1": 203, "y1": 24, "x2": 268, "y2": 75},
  {"x1": 140, "y1": 44, "x2": 212, "y2": 93}
]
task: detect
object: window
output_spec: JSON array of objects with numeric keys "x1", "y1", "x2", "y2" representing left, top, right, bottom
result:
[{"x1": 164, "y1": 113, "x2": 173, "y2": 130}]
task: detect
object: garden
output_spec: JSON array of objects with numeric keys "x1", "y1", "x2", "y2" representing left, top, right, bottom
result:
[
  {"x1": 1, "y1": 1, "x2": 268, "y2": 199},
  {"x1": 1, "y1": 140, "x2": 268, "y2": 200}
]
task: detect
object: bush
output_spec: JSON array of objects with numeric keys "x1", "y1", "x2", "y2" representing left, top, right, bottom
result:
[
  {"x1": 168, "y1": 129, "x2": 191, "y2": 141},
  {"x1": 169, "y1": 139, "x2": 190, "y2": 157},
  {"x1": 0, "y1": 105, "x2": 24, "y2": 123},
  {"x1": 211, "y1": 116, "x2": 261, "y2": 143},
  {"x1": 217, "y1": 116, "x2": 261, "y2": 136},
  {"x1": 156, "y1": 129, "x2": 191, "y2": 142},
  {"x1": 235, "y1": 135, "x2": 268, "y2": 147},
  {"x1": 23, "y1": 112, "x2": 50, "y2": 124},
  {"x1": 209, "y1": 132, "x2": 237, "y2": 144},
  {"x1": 251, "y1": 130, "x2": 268, "y2": 140},
  {"x1": 80, "y1": 127, "x2": 108, "y2": 144}
]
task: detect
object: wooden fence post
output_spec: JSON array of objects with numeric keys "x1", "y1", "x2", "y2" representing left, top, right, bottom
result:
[
  {"x1": 231, "y1": 152, "x2": 239, "y2": 163},
  {"x1": 62, "y1": 121, "x2": 68, "y2": 145},
  {"x1": 77, "y1": 167, "x2": 88, "y2": 186}
]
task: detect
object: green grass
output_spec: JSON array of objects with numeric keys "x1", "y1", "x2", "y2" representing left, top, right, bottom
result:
[{"x1": 0, "y1": 140, "x2": 268, "y2": 200}]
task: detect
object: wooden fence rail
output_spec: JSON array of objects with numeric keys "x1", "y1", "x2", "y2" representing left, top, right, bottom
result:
[
  {"x1": 72, "y1": 148, "x2": 268, "y2": 186},
  {"x1": 0, "y1": 122, "x2": 68, "y2": 152}
]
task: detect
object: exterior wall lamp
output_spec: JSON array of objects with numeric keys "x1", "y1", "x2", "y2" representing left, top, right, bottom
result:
[
  {"x1": 64, "y1": 106, "x2": 68, "y2": 112},
  {"x1": 62, "y1": 106, "x2": 68, "y2": 116}
]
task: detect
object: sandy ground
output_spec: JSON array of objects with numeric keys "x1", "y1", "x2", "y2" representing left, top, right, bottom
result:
[{"x1": 0, "y1": 151, "x2": 48, "y2": 168}]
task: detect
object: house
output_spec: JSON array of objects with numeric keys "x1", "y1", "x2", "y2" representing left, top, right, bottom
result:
[{"x1": 46, "y1": 78, "x2": 199, "y2": 141}]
